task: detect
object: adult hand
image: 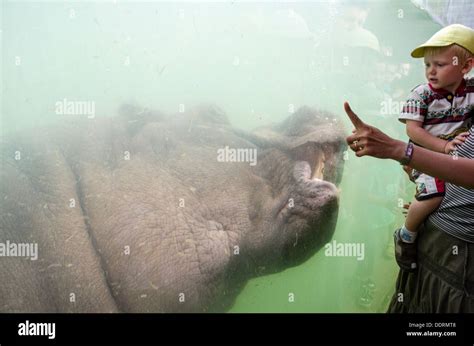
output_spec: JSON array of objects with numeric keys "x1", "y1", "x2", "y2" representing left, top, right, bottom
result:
[{"x1": 344, "y1": 102, "x2": 405, "y2": 160}]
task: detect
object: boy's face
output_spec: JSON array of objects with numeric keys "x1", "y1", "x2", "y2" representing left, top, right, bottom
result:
[{"x1": 424, "y1": 46, "x2": 472, "y2": 93}]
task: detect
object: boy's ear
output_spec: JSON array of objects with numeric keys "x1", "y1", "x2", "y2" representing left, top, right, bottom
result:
[{"x1": 461, "y1": 56, "x2": 473, "y2": 74}]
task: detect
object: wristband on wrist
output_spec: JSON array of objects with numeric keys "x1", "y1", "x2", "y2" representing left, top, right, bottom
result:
[{"x1": 399, "y1": 142, "x2": 414, "y2": 165}]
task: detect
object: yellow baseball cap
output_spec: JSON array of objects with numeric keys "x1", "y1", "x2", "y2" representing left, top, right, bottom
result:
[{"x1": 411, "y1": 24, "x2": 474, "y2": 58}]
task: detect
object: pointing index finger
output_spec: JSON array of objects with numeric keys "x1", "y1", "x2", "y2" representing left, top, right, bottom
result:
[{"x1": 344, "y1": 101, "x2": 365, "y2": 129}]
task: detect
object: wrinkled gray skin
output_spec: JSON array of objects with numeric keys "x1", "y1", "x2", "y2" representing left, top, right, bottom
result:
[{"x1": 0, "y1": 104, "x2": 346, "y2": 312}]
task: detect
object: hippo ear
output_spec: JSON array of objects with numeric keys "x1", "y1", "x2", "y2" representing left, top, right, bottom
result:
[
  {"x1": 118, "y1": 103, "x2": 166, "y2": 136},
  {"x1": 191, "y1": 104, "x2": 230, "y2": 126},
  {"x1": 233, "y1": 126, "x2": 288, "y2": 150},
  {"x1": 118, "y1": 103, "x2": 165, "y2": 122}
]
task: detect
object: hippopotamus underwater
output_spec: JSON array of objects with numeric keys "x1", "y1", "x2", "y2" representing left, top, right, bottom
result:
[{"x1": 0, "y1": 104, "x2": 346, "y2": 312}]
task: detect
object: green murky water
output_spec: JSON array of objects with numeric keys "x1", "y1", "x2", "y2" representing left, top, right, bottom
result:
[{"x1": 2, "y1": 1, "x2": 442, "y2": 312}]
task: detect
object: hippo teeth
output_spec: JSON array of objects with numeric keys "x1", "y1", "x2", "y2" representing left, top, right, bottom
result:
[
  {"x1": 292, "y1": 161, "x2": 339, "y2": 198},
  {"x1": 290, "y1": 142, "x2": 328, "y2": 182},
  {"x1": 311, "y1": 151, "x2": 325, "y2": 181},
  {"x1": 293, "y1": 160, "x2": 326, "y2": 184}
]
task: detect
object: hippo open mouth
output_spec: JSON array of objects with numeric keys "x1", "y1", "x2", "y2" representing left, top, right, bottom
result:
[
  {"x1": 291, "y1": 141, "x2": 341, "y2": 184},
  {"x1": 286, "y1": 141, "x2": 341, "y2": 221},
  {"x1": 287, "y1": 140, "x2": 343, "y2": 221}
]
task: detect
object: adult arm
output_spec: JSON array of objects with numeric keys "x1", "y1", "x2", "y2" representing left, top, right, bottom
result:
[
  {"x1": 344, "y1": 102, "x2": 474, "y2": 189},
  {"x1": 388, "y1": 140, "x2": 474, "y2": 188}
]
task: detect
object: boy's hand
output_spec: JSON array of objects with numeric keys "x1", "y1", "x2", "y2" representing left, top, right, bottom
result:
[{"x1": 443, "y1": 132, "x2": 470, "y2": 154}]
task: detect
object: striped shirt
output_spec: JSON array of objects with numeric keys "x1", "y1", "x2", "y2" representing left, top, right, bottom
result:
[
  {"x1": 429, "y1": 125, "x2": 474, "y2": 243},
  {"x1": 399, "y1": 77, "x2": 474, "y2": 140}
]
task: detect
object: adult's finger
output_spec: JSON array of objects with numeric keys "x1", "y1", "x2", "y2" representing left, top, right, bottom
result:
[
  {"x1": 348, "y1": 140, "x2": 368, "y2": 157},
  {"x1": 346, "y1": 133, "x2": 359, "y2": 145},
  {"x1": 344, "y1": 101, "x2": 365, "y2": 130},
  {"x1": 354, "y1": 146, "x2": 368, "y2": 157}
]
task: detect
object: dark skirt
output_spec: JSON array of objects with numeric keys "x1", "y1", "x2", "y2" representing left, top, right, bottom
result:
[{"x1": 387, "y1": 219, "x2": 474, "y2": 313}]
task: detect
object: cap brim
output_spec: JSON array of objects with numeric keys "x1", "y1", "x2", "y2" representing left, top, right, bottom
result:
[
  {"x1": 410, "y1": 47, "x2": 425, "y2": 58},
  {"x1": 410, "y1": 42, "x2": 454, "y2": 58}
]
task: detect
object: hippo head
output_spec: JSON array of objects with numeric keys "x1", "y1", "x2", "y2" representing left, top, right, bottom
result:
[{"x1": 234, "y1": 106, "x2": 345, "y2": 276}]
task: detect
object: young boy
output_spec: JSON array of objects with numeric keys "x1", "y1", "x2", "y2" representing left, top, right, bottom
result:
[{"x1": 396, "y1": 24, "x2": 474, "y2": 272}]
